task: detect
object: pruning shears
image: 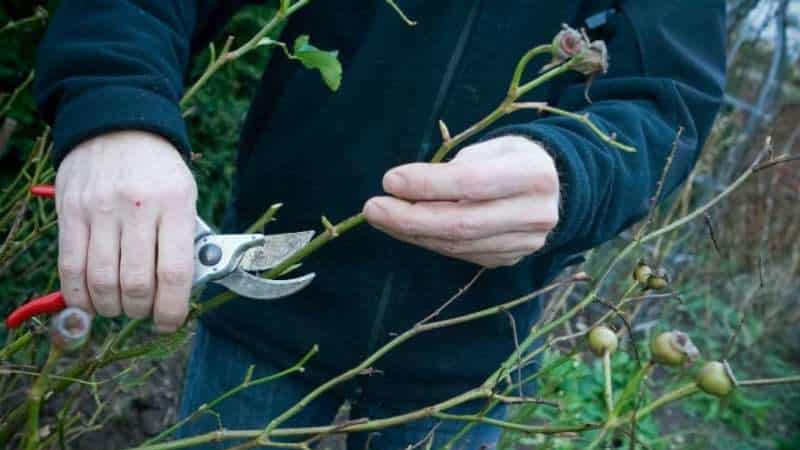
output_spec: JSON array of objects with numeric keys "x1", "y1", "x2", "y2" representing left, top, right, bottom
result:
[{"x1": 5, "y1": 184, "x2": 316, "y2": 329}]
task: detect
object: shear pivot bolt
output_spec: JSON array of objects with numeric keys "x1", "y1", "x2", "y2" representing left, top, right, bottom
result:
[{"x1": 198, "y1": 243, "x2": 222, "y2": 266}]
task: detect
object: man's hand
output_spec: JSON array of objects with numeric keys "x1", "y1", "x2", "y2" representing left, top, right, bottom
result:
[
  {"x1": 363, "y1": 136, "x2": 559, "y2": 268},
  {"x1": 55, "y1": 131, "x2": 197, "y2": 332}
]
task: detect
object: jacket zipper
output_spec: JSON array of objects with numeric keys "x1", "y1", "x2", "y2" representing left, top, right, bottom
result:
[
  {"x1": 415, "y1": 0, "x2": 483, "y2": 161},
  {"x1": 364, "y1": 0, "x2": 483, "y2": 360}
]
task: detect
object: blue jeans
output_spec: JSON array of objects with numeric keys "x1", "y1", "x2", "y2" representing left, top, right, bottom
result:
[{"x1": 176, "y1": 323, "x2": 504, "y2": 449}]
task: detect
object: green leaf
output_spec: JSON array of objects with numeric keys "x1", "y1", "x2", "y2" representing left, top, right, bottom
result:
[{"x1": 292, "y1": 35, "x2": 342, "y2": 91}]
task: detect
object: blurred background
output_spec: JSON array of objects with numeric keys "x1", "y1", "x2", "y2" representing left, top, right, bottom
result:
[{"x1": 0, "y1": 1, "x2": 798, "y2": 449}]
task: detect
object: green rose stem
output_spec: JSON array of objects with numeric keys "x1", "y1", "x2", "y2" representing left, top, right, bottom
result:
[
  {"x1": 603, "y1": 350, "x2": 614, "y2": 414},
  {"x1": 141, "y1": 346, "x2": 319, "y2": 446},
  {"x1": 179, "y1": 0, "x2": 311, "y2": 110},
  {"x1": 21, "y1": 345, "x2": 62, "y2": 450},
  {"x1": 128, "y1": 375, "x2": 800, "y2": 449},
  {"x1": 127, "y1": 275, "x2": 587, "y2": 450},
  {"x1": 199, "y1": 43, "x2": 635, "y2": 316},
  {"x1": 0, "y1": 329, "x2": 33, "y2": 360},
  {"x1": 0, "y1": 7, "x2": 47, "y2": 36}
]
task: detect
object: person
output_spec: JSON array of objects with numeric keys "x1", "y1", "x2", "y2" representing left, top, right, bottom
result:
[{"x1": 34, "y1": 1, "x2": 726, "y2": 448}]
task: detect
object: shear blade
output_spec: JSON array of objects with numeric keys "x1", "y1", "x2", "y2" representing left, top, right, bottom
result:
[
  {"x1": 214, "y1": 268, "x2": 315, "y2": 300},
  {"x1": 238, "y1": 231, "x2": 315, "y2": 271}
]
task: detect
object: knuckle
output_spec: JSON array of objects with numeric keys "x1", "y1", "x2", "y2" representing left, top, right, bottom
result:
[
  {"x1": 438, "y1": 239, "x2": 462, "y2": 255},
  {"x1": 61, "y1": 193, "x2": 82, "y2": 214},
  {"x1": 522, "y1": 206, "x2": 559, "y2": 231},
  {"x1": 395, "y1": 216, "x2": 418, "y2": 236},
  {"x1": 85, "y1": 190, "x2": 115, "y2": 214},
  {"x1": 122, "y1": 271, "x2": 154, "y2": 298},
  {"x1": 452, "y1": 215, "x2": 482, "y2": 239},
  {"x1": 88, "y1": 269, "x2": 117, "y2": 293},
  {"x1": 455, "y1": 167, "x2": 485, "y2": 200},
  {"x1": 118, "y1": 184, "x2": 154, "y2": 204},
  {"x1": 59, "y1": 260, "x2": 85, "y2": 280}
]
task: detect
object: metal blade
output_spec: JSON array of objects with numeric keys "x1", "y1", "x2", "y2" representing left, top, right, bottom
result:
[
  {"x1": 214, "y1": 268, "x2": 315, "y2": 300},
  {"x1": 238, "y1": 231, "x2": 315, "y2": 271}
]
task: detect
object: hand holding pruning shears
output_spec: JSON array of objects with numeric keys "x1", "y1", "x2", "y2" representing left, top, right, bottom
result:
[{"x1": 6, "y1": 131, "x2": 315, "y2": 331}]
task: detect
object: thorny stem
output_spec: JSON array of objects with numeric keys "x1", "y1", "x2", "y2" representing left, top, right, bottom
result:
[
  {"x1": 0, "y1": 330, "x2": 33, "y2": 360},
  {"x1": 0, "y1": 7, "x2": 47, "y2": 35},
  {"x1": 142, "y1": 346, "x2": 318, "y2": 446},
  {"x1": 383, "y1": 0, "x2": 417, "y2": 26},
  {"x1": 0, "y1": 70, "x2": 34, "y2": 117},
  {"x1": 434, "y1": 412, "x2": 597, "y2": 435},
  {"x1": 136, "y1": 373, "x2": 800, "y2": 450},
  {"x1": 180, "y1": 0, "x2": 311, "y2": 108},
  {"x1": 627, "y1": 383, "x2": 698, "y2": 423},
  {"x1": 203, "y1": 44, "x2": 623, "y2": 316},
  {"x1": 511, "y1": 102, "x2": 636, "y2": 153},
  {"x1": 250, "y1": 275, "x2": 584, "y2": 445},
  {"x1": 738, "y1": 375, "x2": 800, "y2": 386},
  {"x1": 22, "y1": 345, "x2": 63, "y2": 450},
  {"x1": 613, "y1": 362, "x2": 654, "y2": 417},
  {"x1": 245, "y1": 203, "x2": 283, "y2": 234},
  {"x1": 603, "y1": 350, "x2": 614, "y2": 415}
]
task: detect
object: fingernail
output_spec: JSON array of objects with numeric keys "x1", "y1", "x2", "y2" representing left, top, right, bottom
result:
[
  {"x1": 384, "y1": 170, "x2": 407, "y2": 193},
  {"x1": 364, "y1": 198, "x2": 385, "y2": 218}
]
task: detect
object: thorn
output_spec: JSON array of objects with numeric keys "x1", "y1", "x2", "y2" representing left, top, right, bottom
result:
[
  {"x1": 321, "y1": 215, "x2": 338, "y2": 237},
  {"x1": 438, "y1": 120, "x2": 451, "y2": 143}
]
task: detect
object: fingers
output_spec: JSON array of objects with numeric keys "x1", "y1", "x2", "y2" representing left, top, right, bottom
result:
[
  {"x1": 364, "y1": 195, "x2": 558, "y2": 240},
  {"x1": 153, "y1": 207, "x2": 195, "y2": 333},
  {"x1": 383, "y1": 157, "x2": 544, "y2": 202},
  {"x1": 406, "y1": 232, "x2": 547, "y2": 255},
  {"x1": 376, "y1": 226, "x2": 531, "y2": 269},
  {"x1": 86, "y1": 213, "x2": 122, "y2": 317},
  {"x1": 120, "y1": 210, "x2": 157, "y2": 319},
  {"x1": 383, "y1": 136, "x2": 557, "y2": 202},
  {"x1": 57, "y1": 196, "x2": 92, "y2": 313}
]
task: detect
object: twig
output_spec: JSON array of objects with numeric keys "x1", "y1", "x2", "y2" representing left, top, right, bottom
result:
[
  {"x1": 414, "y1": 268, "x2": 485, "y2": 327},
  {"x1": 0, "y1": 7, "x2": 47, "y2": 35},
  {"x1": 22, "y1": 345, "x2": 63, "y2": 450},
  {"x1": 252, "y1": 275, "x2": 586, "y2": 445},
  {"x1": 602, "y1": 350, "x2": 614, "y2": 414},
  {"x1": 593, "y1": 298, "x2": 641, "y2": 366},
  {"x1": 180, "y1": 0, "x2": 312, "y2": 108},
  {"x1": 0, "y1": 70, "x2": 34, "y2": 117},
  {"x1": 142, "y1": 346, "x2": 318, "y2": 445},
  {"x1": 703, "y1": 212, "x2": 722, "y2": 255},
  {"x1": 383, "y1": 0, "x2": 417, "y2": 26},
  {"x1": 433, "y1": 413, "x2": 597, "y2": 435},
  {"x1": 510, "y1": 102, "x2": 637, "y2": 153},
  {"x1": 245, "y1": 203, "x2": 283, "y2": 234},
  {"x1": 738, "y1": 375, "x2": 800, "y2": 387},
  {"x1": 405, "y1": 423, "x2": 439, "y2": 450},
  {"x1": 501, "y1": 307, "x2": 523, "y2": 397}
]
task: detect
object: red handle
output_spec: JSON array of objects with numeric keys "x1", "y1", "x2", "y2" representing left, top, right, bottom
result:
[
  {"x1": 5, "y1": 184, "x2": 63, "y2": 328},
  {"x1": 6, "y1": 291, "x2": 67, "y2": 329},
  {"x1": 31, "y1": 184, "x2": 56, "y2": 198}
]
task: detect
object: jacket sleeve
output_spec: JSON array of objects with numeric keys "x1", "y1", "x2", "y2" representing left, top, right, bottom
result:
[
  {"x1": 483, "y1": 0, "x2": 726, "y2": 255},
  {"x1": 34, "y1": 0, "x2": 258, "y2": 166}
]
